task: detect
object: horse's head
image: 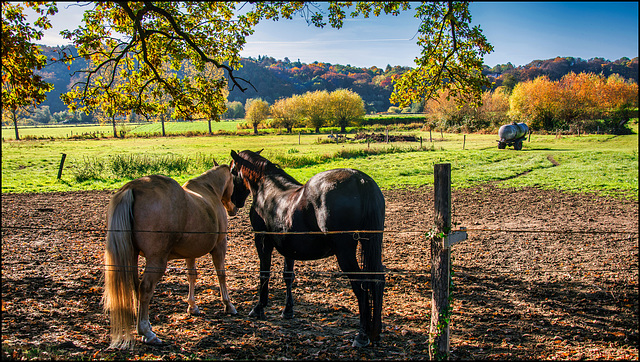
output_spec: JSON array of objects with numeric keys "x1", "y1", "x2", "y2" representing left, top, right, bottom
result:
[
  {"x1": 229, "y1": 150, "x2": 253, "y2": 210},
  {"x1": 217, "y1": 164, "x2": 238, "y2": 217}
]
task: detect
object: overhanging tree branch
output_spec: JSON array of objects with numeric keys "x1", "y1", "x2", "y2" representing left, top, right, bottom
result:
[{"x1": 139, "y1": 1, "x2": 255, "y2": 93}]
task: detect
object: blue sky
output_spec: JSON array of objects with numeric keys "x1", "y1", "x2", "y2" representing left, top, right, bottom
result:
[{"x1": 27, "y1": 1, "x2": 639, "y2": 68}]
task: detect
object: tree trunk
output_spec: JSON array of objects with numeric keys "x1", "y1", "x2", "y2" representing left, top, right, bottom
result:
[
  {"x1": 253, "y1": 123, "x2": 258, "y2": 135},
  {"x1": 161, "y1": 114, "x2": 166, "y2": 137},
  {"x1": 208, "y1": 119, "x2": 213, "y2": 135},
  {"x1": 315, "y1": 127, "x2": 320, "y2": 133},
  {"x1": 112, "y1": 116, "x2": 118, "y2": 138},
  {"x1": 12, "y1": 109, "x2": 20, "y2": 140}
]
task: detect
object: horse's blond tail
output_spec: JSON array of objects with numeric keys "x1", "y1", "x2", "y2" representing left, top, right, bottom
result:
[{"x1": 103, "y1": 188, "x2": 138, "y2": 349}]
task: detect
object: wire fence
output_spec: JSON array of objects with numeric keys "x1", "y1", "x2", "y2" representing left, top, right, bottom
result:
[{"x1": 2, "y1": 224, "x2": 637, "y2": 279}]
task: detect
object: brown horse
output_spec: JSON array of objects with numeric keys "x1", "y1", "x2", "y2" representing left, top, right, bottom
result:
[{"x1": 103, "y1": 163, "x2": 238, "y2": 349}]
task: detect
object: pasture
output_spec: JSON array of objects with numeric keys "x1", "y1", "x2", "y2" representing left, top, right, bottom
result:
[
  {"x1": 1, "y1": 121, "x2": 638, "y2": 360},
  {"x1": 1, "y1": 121, "x2": 638, "y2": 199}
]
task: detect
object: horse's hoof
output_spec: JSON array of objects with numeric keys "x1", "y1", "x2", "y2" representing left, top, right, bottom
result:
[
  {"x1": 142, "y1": 335, "x2": 162, "y2": 345},
  {"x1": 226, "y1": 304, "x2": 238, "y2": 315},
  {"x1": 352, "y1": 334, "x2": 370, "y2": 348},
  {"x1": 188, "y1": 305, "x2": 202, "y2": 315},
  {"x1": 248, "y1": 307, "x2": 266, "y2": 320},
  {"x1": 281, "y1": 310, "x2": 294, "y2": 319}
]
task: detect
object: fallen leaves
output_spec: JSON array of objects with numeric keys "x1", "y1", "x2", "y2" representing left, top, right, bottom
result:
[{"x1": 1, "y1": 187, "x2": 639, "y2": 360}]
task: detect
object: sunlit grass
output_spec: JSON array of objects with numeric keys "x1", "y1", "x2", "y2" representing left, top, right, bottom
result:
[{"x1": 2, "y1": 122, "x2": 637, "y2": 199}]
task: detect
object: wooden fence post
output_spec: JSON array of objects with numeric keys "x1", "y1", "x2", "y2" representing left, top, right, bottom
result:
[
  {"x1": 430, "y1": 163, "x2": 451, "y2": 359},
  {"x1": 57, "y1": 153, "x2": 67, "y2": 179}
]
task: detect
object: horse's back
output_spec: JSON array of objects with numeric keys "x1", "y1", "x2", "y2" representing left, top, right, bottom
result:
[
  {"x1": 114, "y1": 175, "x2": 189, "y2": 252},
  {"x1": 121, "y1": 175, "x2": 187, "y2": 221},
  {"x1": 305, "y1": 168, "x2": 384, "y2": 231}
]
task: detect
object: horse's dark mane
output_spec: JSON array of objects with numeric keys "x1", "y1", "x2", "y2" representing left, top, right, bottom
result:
[{"x1": 236, "y1": 150, "x2": 301, "y2": 186}]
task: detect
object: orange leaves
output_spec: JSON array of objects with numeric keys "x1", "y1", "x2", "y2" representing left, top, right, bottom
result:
[{"x1": 509, "y1": 72, "x2": 639, "y2": 130}]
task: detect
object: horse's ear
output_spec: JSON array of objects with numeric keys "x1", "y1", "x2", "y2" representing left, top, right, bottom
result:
[
  {"x1": 230, "y1": 150, "x2": 240, "y2": 163},
  {"x1": 256, "y1": 148, "x2": 264, "y2": 155},
  {"x1": 213, "y1": 159, "x2": 219, "y2": 167}
]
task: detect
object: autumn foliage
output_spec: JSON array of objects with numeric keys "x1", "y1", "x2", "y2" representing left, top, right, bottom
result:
[
  {"x1": 244, "y1": 90, "x2": 366, "y2": 134},
  {"x1": 509, "y1": 73, "x2": 638, "y2": 132},
  {"x1": 426, "y1": 72, "x2": 638, "y2": 134}
]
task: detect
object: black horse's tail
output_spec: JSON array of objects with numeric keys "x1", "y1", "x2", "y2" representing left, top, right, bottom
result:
[{"x1": 360, "y1": 182, "x2": 386, "y2": 343}]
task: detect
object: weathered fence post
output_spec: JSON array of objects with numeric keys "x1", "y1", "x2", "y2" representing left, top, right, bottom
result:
[
  {"x1": 463, "y1": 135, "x2": 466, "y2": 150},
  {"x1": 57, "y1": 153, "x2": 67, "y2": 179},
  {"x1": 430, "y1": 163, "x2": 451, "y2": 359},
  {"x1": 430, "y1": 129, "x2": 433, "y2": 143},
  {"x1": 298, "y1": 132, "x2": 301, "y2": 145}
]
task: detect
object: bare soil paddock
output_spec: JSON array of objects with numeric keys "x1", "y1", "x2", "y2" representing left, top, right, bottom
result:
[{"x1": 2, "y1": 184, "x2": 638, "y2": 360}]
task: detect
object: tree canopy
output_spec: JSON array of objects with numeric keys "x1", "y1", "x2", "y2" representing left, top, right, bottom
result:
[
  {"x1": 1, "y1": 1, "x2": 57, "y2": 139},
  {"x1": 3, "y1": 1, "x2": 494, "y2": 122}
]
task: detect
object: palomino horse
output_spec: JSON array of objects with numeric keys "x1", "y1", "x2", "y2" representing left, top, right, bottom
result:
[
  {"x1": 230, "y1": 150, "x2": 385, "y2": 347},
  {"x1": 103, "y1": 163, "x2": 238, "y2": 349}
]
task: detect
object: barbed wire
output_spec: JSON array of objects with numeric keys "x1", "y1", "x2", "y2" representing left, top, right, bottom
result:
[
  {"x1": 2, "y1": 224, "x2": 638, "y2": 236},
  {"x1": 2, "y1": 224, "x2": 637, "y2": 281},
  {"x1": 1, "y1": 257, "x2": 636, "y2": 278}
]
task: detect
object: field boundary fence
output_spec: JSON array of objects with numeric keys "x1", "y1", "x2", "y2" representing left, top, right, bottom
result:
[{"x1": 2, "y1": 163, "x2": 638, "y2": 358}]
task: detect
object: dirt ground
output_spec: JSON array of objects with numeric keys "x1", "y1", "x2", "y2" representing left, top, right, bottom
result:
[{"x1": 2, "y1": 182, "x2": 638, "y2": 360}]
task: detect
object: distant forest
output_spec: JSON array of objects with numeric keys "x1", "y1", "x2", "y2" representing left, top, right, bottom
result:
[{"x1": 33, "y1": 44, "x2": 639, "y2": 119}]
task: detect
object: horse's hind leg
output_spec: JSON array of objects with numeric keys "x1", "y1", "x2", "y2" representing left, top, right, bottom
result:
[
  {"x1": 282, "y1": 257, "x2": 295, "y2": 319},
  {"x1": 336, "y1": 250, "x2": 371, "y2": 348},
  {"x1": 210, "y1": 238, "x2": 237, "y2": 315},
  {"x1": 137, "y1": 259, "x2": 167, "y2": 345},
  {"x1": 185, "y1": 258, "x2": 201, "y2": 315}
]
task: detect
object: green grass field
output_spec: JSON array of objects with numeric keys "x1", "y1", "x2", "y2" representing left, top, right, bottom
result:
[
  {"x1": 2, "y1": 121, "x2": 637, "y2": 200},
  {"x1": 1, "y1": 120, "x2": 245, "y2": 139}
]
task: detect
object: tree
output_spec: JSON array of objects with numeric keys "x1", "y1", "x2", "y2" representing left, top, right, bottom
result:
[
  {"x1": 508, "y1": 73, "x2": 638, "y2": 132},
  {"x1": 479, "y1": 87, "x2": 510, "y2": 129},
  {"x1": 270, "y1": 95, "x2": 303, "y2": 133},
  {"x1": 222, "y1": 101, "x2": 245, "y2": 119},
  {"x1": 65, "y1": 55, "x2": 136, "y2": 137},
  {"x1": 424, "y1": 88, "x2": 477, "y2": 132},
  {"x1": 329, "y1": 89, "x2": 365, "y2": 133},
  {"x1": 245, "y1": 98, "x2": 270, "y2": 135},
  {"x1": 301, "y1": 90, "x2": 331, "y2": 133},
  {"x1": 500, "y1": 73, "x2": 518, "y2": 94},
  {"x1": 599, "y1": 74, "x2": 638, "y2": 132},
  {"x1": 387, "y1": 1, "x2": 494, "y2": 108},
  {"x1": 508, "y1": 76, "x2": 560, "y2": 130},
  {"x1": 5, "y1": 1, "x2": 493, "y2": 130},
  {"x1": 1, "y1": 1, "x2": 57, "y2": 140}
]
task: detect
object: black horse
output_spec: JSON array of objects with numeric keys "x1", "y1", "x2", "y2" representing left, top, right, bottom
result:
[{"x1": 230, "y1": 150, "x2": 385, "y2": 347}]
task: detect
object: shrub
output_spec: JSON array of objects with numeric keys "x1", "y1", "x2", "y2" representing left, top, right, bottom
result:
[{"x1": 72, "y1": 157, "x2": 105, "y2": 182}]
